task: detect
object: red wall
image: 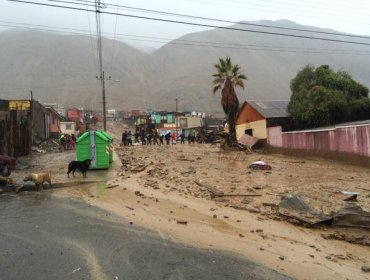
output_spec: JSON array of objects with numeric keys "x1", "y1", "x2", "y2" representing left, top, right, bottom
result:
[
  {"x1": 267, "y1": 124, "x2": 370, "y2": 157},
  {"x1": 236, "y1": 103, "x2": 264, "y2": 125},
  {"x1": 67, "y1": 108, "x2": 83, "y2": 122}
]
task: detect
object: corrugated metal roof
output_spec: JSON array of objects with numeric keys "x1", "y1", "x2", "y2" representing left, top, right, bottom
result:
[{"x1": 248, "y1": 100, "x2": 290, "y2": 118}]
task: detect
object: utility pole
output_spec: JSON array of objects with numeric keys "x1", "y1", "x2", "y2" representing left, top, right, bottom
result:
[
  {"x1": 30, "y1": 90, "x2": 33, "y2": 147},
  {"x1": 175, "y1": 98, "x2": 178, "y2": 136},
  {"x1": 96, "y1": 71, "x2": 111, "y2": 131}
]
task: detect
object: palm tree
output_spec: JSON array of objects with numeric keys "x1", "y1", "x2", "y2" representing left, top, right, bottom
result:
[{"x1": 212, "y1": 57, "x2": 247, "y2": 144}]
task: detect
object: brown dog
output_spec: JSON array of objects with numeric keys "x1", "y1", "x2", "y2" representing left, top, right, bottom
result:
[{"x1": 23, "y1": 172, "x2": 52, "y2": 192}]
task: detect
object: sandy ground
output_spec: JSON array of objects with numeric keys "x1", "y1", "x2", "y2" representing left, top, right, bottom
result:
[{"x1": 6, "y1": 122, "x2": 370, "y2": 280}]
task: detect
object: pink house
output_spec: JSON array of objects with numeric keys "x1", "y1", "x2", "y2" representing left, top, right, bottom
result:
[
  {"x1": 46, "y1": 107, "x2": 63, "y2": 136},
  {"x1": 67, "y1": 107, "x2": 84, "y2": 123}
]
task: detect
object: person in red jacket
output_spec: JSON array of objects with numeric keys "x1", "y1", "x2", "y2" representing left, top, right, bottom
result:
[{"x1": 171, "y1": 132, "x2": 177, "y2": 144}]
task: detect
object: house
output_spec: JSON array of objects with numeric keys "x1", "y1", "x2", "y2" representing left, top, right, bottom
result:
[
  {"x1": 67, "y1": 107, "x2": 85, "y2": 132},
  {"x1": 177, "y1": 116, "x2": 203, "y2": 130},
  {"x1": 236, "y1": 101, "x2": 292, "y2": 140},
  {"x1": 107, "y1": 109, "x2": 118, "y2": 120},
  {"x1": 60, "y1": 121, "x2": 76, "y2": 135},
  {"x1": 67, "y1": 107, "x2": 84, "y2": 123},
  {"x1": 44, "y1": 103, "x2": 66, "y2": 118},
  {"x1": 45, "y1": 106, "x2": 64, "y2": 136}
]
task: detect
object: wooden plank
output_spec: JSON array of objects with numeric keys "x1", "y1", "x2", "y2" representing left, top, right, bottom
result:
[{"x1": 221, "y1": 193, "x2": 262, "y2": 197}]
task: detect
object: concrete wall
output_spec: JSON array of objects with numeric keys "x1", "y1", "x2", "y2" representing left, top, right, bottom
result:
[
  {"x1": 236, "y1": 119, "x2": 267, "y2": 140},
  {"x1": 60, "y1": 122, "x2": 76, "y2": 135},
  {"x1": 267, "y1": 124, "x2": 370, "y2": 158},
  {"x1": 31, "y1": 100, "x2": 48, "y2": 140}
]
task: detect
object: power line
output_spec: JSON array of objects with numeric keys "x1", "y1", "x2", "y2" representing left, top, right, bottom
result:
[
  {"x1": 223, "y1": 0, "x2": 370, "y2": 19},
  {"x1": 2, "y1": 22, "x2": 370, "y2": 56},
  {"x1": 84, "y1": 0, "x2": 99, "y2": 74},
  {"x1": 107, "y1": 0, "x2": 119, "y2": 75},
  {"x1": 7, "y1": 0, "x2": 370, "y2": 47},
  {"x1": 189, "y1": 0, "x2": 370, "y2": 26},
  {"x1": 50, "y1": 0, "x2": 370, "y2": 40}
]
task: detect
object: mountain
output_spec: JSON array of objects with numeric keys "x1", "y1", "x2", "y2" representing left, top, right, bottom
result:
[{"x1": 1, "y1": 20, "x2": 369, "y2": 114}]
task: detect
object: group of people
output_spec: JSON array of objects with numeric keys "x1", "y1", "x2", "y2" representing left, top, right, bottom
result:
[
  {"x1": 59, "y1": 133, "x2": 77, "y2": 151},
  {"x1": 121, "y1": 130, "x2": 133, "y2": 146},
  {"x1": 121, "y1": 129, "x2": 198, "y2": 146}
]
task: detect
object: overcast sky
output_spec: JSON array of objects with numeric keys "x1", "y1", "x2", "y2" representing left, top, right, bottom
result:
[{"x1": 1, "y1": 0, "x2": 370, "y2": 49}]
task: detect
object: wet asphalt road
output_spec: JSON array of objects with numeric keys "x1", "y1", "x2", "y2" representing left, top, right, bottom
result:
[{"x1": 0, "y1": 191, "x2": 292, "y2": 280}]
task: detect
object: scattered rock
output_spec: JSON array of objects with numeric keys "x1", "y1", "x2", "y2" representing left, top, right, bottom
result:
[
  {"x1": 106, "y1": 184, "x2": 119, "y2": 189},
  {"x1": 256, "y1": 229, "x2": 264, "y2": 233},
  {"x1": 239, "y1": 233, "x2": 245, "y2": 238},
  {"x1": 361, "y1": 265, "x2": 370, "y2": 273},
  {"x1": 213, "y1": 214, "x2": 217, "y2": 219},
  {"x1": 279, "y1": 256, "x2": 285, "y2": 261},
  {"x1": 176, "y1": 219, "x2": 188, "y2": 225}
]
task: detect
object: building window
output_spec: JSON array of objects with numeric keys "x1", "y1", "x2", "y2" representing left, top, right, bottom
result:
[
  {"x1": 66, "y1": 124, "x2": 72, "y2": 130},
  {"x1": 245, "y1": 129, "x2": 253, "y2": 136},
  {"x1": 52, "y1": 115, "x2": 56, "y2": 124}
]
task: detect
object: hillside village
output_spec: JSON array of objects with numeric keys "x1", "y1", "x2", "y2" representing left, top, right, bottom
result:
[{"x1": 1, "y1": 3, "x2": 370, "y2": 280}]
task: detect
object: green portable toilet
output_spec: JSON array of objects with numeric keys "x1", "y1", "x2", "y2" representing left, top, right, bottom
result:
[
  {"x1": 100, "y1": 131, "x2": 113, "y2": 163},
  {"x1": 76, "y1": 130, "x2": 110, "y2": 169}
]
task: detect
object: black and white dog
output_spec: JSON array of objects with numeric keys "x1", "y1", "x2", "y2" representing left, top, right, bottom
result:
[{"x1": 67, "y1": 159, "x2": 92, "y2": 178}]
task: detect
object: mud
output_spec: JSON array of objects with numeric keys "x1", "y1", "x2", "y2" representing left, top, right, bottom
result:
[{"x1": 4, "y1": 121, "x2": 370, "y2": 280}]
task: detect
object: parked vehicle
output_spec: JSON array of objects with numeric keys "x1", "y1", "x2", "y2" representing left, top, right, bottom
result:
[{"x1": 0, "y1": 155, "x2": 17, "y2": 177}]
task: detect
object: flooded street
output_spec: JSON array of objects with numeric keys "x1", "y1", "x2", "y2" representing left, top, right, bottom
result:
[{"x1": 1, "y1": 123, "x2": 369, "y2": 280}]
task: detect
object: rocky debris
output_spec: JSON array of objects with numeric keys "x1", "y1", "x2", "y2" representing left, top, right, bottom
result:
[
  {"x1": 321, "y1": 232, "x2": 370, "y2": 246},
  {"x1": 130, "y1": 165, "x2": 147, "y2": 173},
  {"x1": 361, "y1": 265, "x2": 370, "y2": 273},
  {"x1": 176, "y1": 219, "x2": 188, "y2": 225},
  {"x1": 144, "y1": 179, "x2": 159, "y2": 189},
  {"x1": 106, "y1": 184, "x2": 119, "y2": 189},
  {"x1": 232, "y1": 205, "x2": 261, "y2": 213},
  {"x1": 35, "y1": 137, "x2": 60, "y2": 152},
  {"x1": 278, "y1": 195, "x2": 332, "y2": 226},
  {"x1": 31, "y1": 147, "x2": 46, "y2": 153},
  {"x1": 180, "y1": 167, "x2": 196, "y2": 177},
  {"x1": 194, "y1": 179, "x2": 224, "y2": 198},
  {"x1": 147, "y1": 167, "x2": 169, "y2": 179},
  {"x1": 176, "y1": 155, "x2": 194, "y2": 162},
  {"x1": 113, "y1": 133, "x2": 370, "y2": 250},
  {"x1": 134, "y1": 191, "x2": 144, "y2": 197}
]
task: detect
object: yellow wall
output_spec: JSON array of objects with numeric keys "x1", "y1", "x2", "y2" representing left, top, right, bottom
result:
[{"x1": 236, "y1": 119, "x2": 267, "y2": 140}]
